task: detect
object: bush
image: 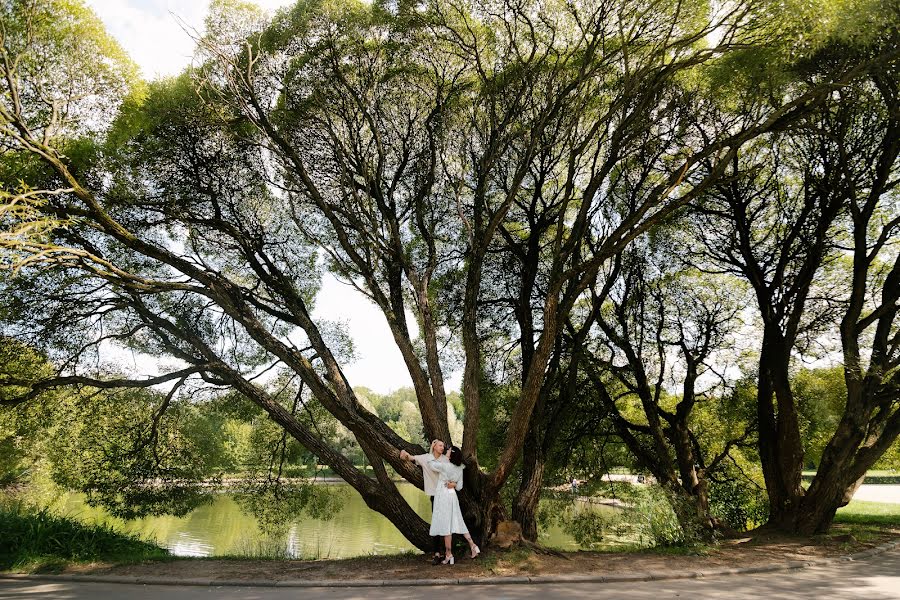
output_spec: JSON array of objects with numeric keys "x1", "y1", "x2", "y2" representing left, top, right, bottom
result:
[
  {"x1": 564, "y1": 508, "x2": 616, "y2": 548},
  {"x1": 627, "y1": 486, "x2": 688, "y2": 547},
  {"x1": 708, "y1": 477, "x2": 768, "y2": 531},
  {"x1": 0, "y1": 498, "x2": 168, "y2": 571}
]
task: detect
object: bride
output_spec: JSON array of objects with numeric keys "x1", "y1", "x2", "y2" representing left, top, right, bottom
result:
[{"x1": 427, "y1": 445, "x2": 480, "y2": 564}]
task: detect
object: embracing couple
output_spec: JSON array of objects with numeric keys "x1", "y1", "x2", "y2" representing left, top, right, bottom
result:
[{"x1": 399, "y1": 440, "x2": 481, "y2": 565}]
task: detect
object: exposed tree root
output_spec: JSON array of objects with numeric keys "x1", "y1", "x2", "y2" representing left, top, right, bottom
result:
[{"x1": 488, "y1": 520, "x2": 571, "y2": 559}]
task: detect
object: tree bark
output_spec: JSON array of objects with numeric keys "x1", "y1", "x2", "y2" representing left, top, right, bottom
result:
[
  {"x1": 512, "y1": 425, "x2": 546, "y2": 541},
  {"x1": 756, "y1": 329, "x2": 806, "y2": 529}
]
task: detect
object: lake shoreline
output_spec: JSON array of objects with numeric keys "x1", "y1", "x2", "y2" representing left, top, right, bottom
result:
[{"x1": 6, "y1": 482, "x2": 625, "y2": 559}]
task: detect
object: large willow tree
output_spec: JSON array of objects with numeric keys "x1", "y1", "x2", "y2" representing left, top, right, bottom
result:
[{"x1": 0, "y1": 0, "x2": 884, "y2": 547}]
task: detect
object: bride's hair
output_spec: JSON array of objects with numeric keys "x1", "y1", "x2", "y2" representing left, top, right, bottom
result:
[{"x1": 448, "y1": 445, "x2": 463, "y2": 466}]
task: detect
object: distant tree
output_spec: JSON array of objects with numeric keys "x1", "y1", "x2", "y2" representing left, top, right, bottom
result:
[{"x1": 793, "y1": 367, "x2": 846, "y2": 470}]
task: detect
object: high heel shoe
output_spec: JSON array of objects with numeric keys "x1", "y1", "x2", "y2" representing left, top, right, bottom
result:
[
  {"x1": 442, "y1": 554, "x2": 455, "y2": 565},
  {"x1": 470, "y1": 545, "x2": 480, "y2": 559}
]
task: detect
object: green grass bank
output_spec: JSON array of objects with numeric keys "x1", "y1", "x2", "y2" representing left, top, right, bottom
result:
[{"x1": 0, "y1": 499, "x2": 169, "y2": 572}]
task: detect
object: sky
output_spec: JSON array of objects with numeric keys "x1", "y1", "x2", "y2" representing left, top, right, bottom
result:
[
  {"x1": 83, "y1": 0, "x2": 297, "y2": 79},
  {"x1": 84, "y1": 0, "x2": 437, "y2": 394}
]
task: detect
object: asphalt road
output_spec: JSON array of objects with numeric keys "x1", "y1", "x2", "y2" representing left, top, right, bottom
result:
[
  {"x1": 853, "y1": 485, "x2": 900, "y2": 504},
  {"x1": 2, "y1": 548, "x2": 899, "y2": 600}
]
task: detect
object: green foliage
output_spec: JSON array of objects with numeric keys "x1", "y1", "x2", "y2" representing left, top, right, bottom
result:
[
  {"x1": 628, "y1": 486, "x2": 695, "y2": 548},
  {"x1": 707, "y1": 474, "x2": 768, "y2": 532},
  {"x1": 0, "y1": 339, "x2": 58, "y2": 485},
  {"x1": 792, "y1": 367, "x2": 900, "y2": 471},
  {"x1": 702, "y1": 0, "x2": 896, "y2": 107},
  {"x1": 475, "y1": 379, "x2": 520, "y2": 471},
  {"x1": 0, "y1": 0, "x2": 139, "y2": 140},
  {"x1": 794, "y1": 367, "x2": 847, "y2": 468},
  {"x1": 46, "y1": 388, "x2": 219, "y2": 519},
  {"x1": 559, "y1": 507, "x2": 615, "y2": 548},
  {"x1": 0, "y1": 497, "x2": 168, "y2": 572},
  {"x1": 540, "y1": 483, "x2": 706, "y2": 550},
  {"x1": 356, "y1": 387, "x2": 428, "y2": 444},
  {"x1": 874, "y1": 445, "x2": 900, "y2": 471}
]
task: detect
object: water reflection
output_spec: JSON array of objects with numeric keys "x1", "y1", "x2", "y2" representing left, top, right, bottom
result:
[{"x1": 51, "y1": 483, "x2": 597, "y2": 558}]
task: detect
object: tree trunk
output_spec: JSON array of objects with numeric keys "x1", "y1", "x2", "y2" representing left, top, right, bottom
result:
[
  {"x1": 512, "y1": 428, "x2": 546, "y2": 541},
  {"x1": 664, "y1": 481, "x2": 717, "y2": 542},
  {"x1": 785, "y1": 412, "x2": 892, "y2": 535},
  {"x1": 459, "y1": 466, "x2": 506, "y2": 546},
  {"x1": 669, "y1": 420, "x2": 717, "y2": 541},
  {"x1": 756, "y1": 332, "x2": 805, "y2": 529},
  {"x1": 793, "y1": 485, "x2": 847, "y2": 535}
]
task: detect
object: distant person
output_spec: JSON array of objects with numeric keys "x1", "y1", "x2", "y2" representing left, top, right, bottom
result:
[
  {"x1": 426, "y1": 445, "x2": 480, "y2": 564},
  {"x1": 571, "y1": 477, "x2": 579, "y2": 495},
  {"x1": 399, "y1": 439, "x2": 457, "y2": 564}
]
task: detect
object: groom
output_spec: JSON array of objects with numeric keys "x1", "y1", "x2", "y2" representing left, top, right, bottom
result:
[{"x1": 399, "y1": 439, "x2": 459, "y2": 564}]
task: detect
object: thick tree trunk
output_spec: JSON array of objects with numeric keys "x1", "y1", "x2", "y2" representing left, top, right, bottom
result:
[
  {"x1": 756, "y1": 333, "x2": 806, "y2": 529},
  {"x1": 784, "y1": 414, "x2": 894, "y2": 535},
  {"x1": 665, "y1": 480, "x2": 717, "y2": 541},
  {"x1": 512, "y1": 429, "x2": 546, "y2": 542},
  {"x1": 459, "y1": 466, "x2": 506, "y2": 546},
  {"x1": 793, "y1": 484, "x2": 847, "y2": 535},
  {"x1": 669, "y1": 419, "x2": 717, "y2": 540}
]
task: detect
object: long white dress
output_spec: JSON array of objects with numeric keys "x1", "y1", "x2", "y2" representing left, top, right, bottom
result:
[{"x1": 428, "y1": 460, "x2": 469, "y2": 536}]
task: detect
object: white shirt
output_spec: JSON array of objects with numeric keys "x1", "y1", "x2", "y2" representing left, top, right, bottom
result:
[{"x1": 413, "y1": 453, "x2": 463, "y2": 495}]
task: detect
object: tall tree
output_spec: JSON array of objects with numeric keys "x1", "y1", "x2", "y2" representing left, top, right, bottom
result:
[
  {"x1": 579, "y1": 241, "x2": 750, "y2": 538},
  {"x1": 1, "y1": 0, "x2": 881, "y2": 547},
  {"x1": 692, "y1": 41, "x2": 900, "y2": 532}
]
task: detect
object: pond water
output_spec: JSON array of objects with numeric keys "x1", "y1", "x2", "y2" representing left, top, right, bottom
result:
[{"x1": 48, "y1": 483, "x2": 609, "y2": 559}]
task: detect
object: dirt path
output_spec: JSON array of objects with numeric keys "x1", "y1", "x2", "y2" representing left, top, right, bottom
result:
[
  {"x1": 32, "y1": 527, "x2": 899, "y2": 584},
  {"x1": 3, "y1": 546, "x2": 899, "y2": 599}
]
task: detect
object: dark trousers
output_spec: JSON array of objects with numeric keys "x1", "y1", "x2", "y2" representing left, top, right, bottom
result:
[{"x1": 430, "y1": 496, "x2": 443, "y2": 554}]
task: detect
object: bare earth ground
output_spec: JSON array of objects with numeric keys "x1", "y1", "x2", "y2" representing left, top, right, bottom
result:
[{"x1": 54, "y1": 525, "x2": 900, "y2": 582}]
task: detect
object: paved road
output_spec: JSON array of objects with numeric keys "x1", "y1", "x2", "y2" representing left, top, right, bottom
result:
[
  {"x1": 854, "y1": 484, "x2": 900, "y2": 504},
  {"x1": 2, "y1": 549, "x2": 899, "y2": 600}
]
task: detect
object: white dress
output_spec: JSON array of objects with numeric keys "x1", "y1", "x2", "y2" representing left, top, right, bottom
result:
[{"x1": 428, "y1": 460, "x2": 469, "y2": 536}]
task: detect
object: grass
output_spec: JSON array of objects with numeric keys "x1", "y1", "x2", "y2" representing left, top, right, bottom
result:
[
  {"x1": 834, "y1": 500, "x2": 900, "y2": 527},
  {"x1": 0, "y1": 499, "x2": 169, "y2": 573},
  {"x1": 828, "y1": 500, "x2": 900, "y2": 547}
]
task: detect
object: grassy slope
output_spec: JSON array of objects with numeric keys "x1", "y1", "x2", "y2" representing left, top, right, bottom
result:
[{"x1": 0, "y1": 500, "x2": 169, "y2": 572}]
